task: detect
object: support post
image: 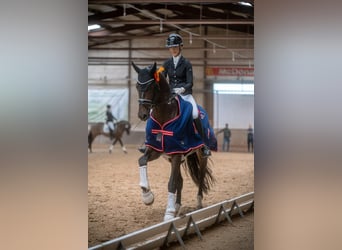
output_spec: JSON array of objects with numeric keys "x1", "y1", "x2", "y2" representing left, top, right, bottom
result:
[
  {"x1": 229, "y1": 200, "x2": 244, "y2": 218},
  {"x1": 183, "y1": 215, "x2": 203, "y2": 240},
  {"x1": 215, "y1": 204, "x2": 233, "y2": 224},
  {"x1": 162, "y1": 222, "x2": 185, "y2": 249}
]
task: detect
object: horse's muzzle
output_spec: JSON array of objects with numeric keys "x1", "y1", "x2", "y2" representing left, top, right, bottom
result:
[
  {"x1": 138, "y1": 111, "x2": 150, "y2": 121},
  {"x1": 138, "y1": 103, "x2": 151, "y2": 121}
]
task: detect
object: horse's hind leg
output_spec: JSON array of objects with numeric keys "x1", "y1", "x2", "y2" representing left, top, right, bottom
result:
[
  {"x1": 197, "y1": 192, "x2": 203, "y2": 209},
  {"x1": 197, "y1": 172, "x2": 204, "y2": 209},
  {"x1": 196, "y1": 152, "x2": 208, "y2": 209},
  {"x1": 175, "y1": 173, "x2": 183, "y2": 216},
  {"x1": 197, "y1": 154, "x2": 211, "y2": 209},
  {"x1": 196, "y1": 171, "x2": 205, "y2": 209},
  {"x1": 164, "y1": 155, "x2": 182, "y2": 221},
  {"x1": 88, "y1": 132, "x2": 93, "y2": 153}
]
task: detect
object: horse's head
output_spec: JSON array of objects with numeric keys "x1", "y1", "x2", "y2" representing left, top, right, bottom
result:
[
  {"x1": 132, "y1": 62, "x2": 160, "y2": 121},
  {"x1": 116, "y1": 120, "x2": 131, "y2": 135},
  {"x1": 124, "y1": 121, "x2": 131, "y2": 135}
]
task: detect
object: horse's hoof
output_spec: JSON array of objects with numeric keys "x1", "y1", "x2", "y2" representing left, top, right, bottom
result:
[
  {"x1": 175, "y1": 203, "x2": 181, "y2": 213},
  {"x1": 175, "y1": 203, "x2": 182, "y2": 216},
  {"x1": 197, "y1": 195, "x2": 203, "y2": 209},
  {"x1": 142, "y1": 190, "x2": 154, "y2": 205},
  {"x1": 164, "y1": 212, "x2": 175, "y2": 221}
]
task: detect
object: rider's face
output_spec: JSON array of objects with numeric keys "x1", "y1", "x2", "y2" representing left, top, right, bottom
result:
[{"x1": 168, "y1": 46, "x2": 181, "y2": 57}]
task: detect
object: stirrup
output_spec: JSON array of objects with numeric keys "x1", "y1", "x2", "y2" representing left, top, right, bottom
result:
[
  {"x1": 201, "y1": 145, "x2": 211, "y2": 157},
  {"x1": 138, "y1": 145, "x2": 146, "y2": 153}
]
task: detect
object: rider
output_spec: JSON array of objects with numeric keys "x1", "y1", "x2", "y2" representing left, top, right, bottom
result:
[
  {"x1": 162, "y1": 33, "x2": 211, "y2": 157},
  {"x1": 105, "y1": 104, "x2": 118, "y2": 140}
]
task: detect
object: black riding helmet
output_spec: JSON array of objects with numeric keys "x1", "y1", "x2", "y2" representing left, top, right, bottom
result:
[
  {"x1": 166, "y1": 33, "x2": 183, "y2": 48},
  {"x1": 106, "y1": 104, "x2": 111, "y2": 108}
]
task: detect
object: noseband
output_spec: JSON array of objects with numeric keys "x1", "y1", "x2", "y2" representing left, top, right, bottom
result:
[{"x1": 137, "y1": 77, "x2": 159, "y2": 108}]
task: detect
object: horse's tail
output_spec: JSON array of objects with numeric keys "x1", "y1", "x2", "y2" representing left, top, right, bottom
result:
[{"x1": 183, "y1": 153, "x2": 215, "y2": 194}]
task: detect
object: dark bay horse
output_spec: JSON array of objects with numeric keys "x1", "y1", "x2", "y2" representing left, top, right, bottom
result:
[
  {"x1": 88, "y1": 120, "x2": 131, "y2": 154},
  {"x1": 132, "y1": 61, "x2": 215, "y2": 221}
]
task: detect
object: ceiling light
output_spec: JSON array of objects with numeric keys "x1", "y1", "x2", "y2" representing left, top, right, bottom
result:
[
  {"x1": 88, "y1": 24, "x2": 101, "y2": 31},
  {"x1": 238, "y1": 2, "x2": 253, "y2": 7}
]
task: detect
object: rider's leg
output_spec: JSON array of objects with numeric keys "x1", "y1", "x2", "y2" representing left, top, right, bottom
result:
[
  {"x1": 108, "y1": 121, "x2": 114, "y2": 140},
  {"x1": 181, "y1": 94, "x2": 211, "y2": 157},
  {"x1": 193, "y1": 118, "x2": 211, "y2": 157}
]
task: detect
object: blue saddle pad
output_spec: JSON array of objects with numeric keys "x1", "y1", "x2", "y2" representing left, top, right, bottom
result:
[{"x1": 145, "y1": 96, "x2": 217, "y2": 154}]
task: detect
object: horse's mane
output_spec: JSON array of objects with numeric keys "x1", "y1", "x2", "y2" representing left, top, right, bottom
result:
[
  {"x1": 158, "y1": 70, "x2": 167, "y2": 82},
  {"x1": 155, "y1": 69, "x2": 171, "y2": 95}
]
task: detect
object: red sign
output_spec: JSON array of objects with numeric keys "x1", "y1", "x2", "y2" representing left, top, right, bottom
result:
[{"x1": 206, "y1": 67, "x2": 254, "y2": 77}]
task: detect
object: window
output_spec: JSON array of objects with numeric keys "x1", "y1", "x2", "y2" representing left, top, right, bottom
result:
[{"x1": 214, "y1": 83, "x2": 254, "y2": 95}]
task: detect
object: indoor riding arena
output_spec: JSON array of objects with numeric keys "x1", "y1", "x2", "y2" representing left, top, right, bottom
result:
[{"x1": 88, "y1": 1, "x2": 254, "y2": 249}]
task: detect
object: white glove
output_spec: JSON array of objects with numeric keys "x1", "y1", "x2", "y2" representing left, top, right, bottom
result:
[{"x1": 173, "y1": 87, "x2": 185, "y2": 95}]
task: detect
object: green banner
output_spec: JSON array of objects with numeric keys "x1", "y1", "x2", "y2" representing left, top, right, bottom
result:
[{"x1": 88, "y1": 88, "x2": 128, "y2": 122}]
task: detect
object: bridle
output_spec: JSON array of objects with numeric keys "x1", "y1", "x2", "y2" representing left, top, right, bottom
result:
[{"x1": 137, "y1": 77, "x2": 159, "y2": 109}]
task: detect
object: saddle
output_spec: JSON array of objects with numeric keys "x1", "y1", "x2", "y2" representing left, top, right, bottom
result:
[{"x1": 103, "y1": 122, "x2": 116, "y2": 133}]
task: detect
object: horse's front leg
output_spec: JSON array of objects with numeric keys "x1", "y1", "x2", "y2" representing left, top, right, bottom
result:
[
  {"x1": 116, "y1": 138, "x2": 127, "y2": 154},
  {"x1": 109, "y1": 138, "x2": 117, "y2": 154},
  {"x1": 164, "y1": 155, "x2": 182, "y2": 221},
  {"x1": 138, "y1": 149, "x2": 160, "y2": 205}
]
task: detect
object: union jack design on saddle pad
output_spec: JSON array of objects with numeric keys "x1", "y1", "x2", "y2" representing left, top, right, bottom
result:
[{"x1": 145, "y1": 96, "x2": 217, "y2": 154}]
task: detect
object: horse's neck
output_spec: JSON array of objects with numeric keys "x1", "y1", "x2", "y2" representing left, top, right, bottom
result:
[
  {"x1": 156, "y1": 76, "x2": 172, "y2": 103},
  {"x1": 152, "y1": 76, "x2": 178, "y2": 124},
  {"x1": 152, "y1": 99, "x2": 178, "y2": 125}
]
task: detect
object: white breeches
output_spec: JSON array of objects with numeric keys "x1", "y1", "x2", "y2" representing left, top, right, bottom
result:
[
  {"x1": 179, "y1": 94, "x2": 199, "y2": 119},
  {"x1": 107, "y1": 121, "x2": 115, "y2": 131}
]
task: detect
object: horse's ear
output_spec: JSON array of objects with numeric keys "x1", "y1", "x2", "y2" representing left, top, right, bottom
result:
[
  {"x1": 132, "y1": 61, "x2": 141, "y2": 74},
  {"x1": 151, "y1": 62, "x2": 157, "y2": 75}
]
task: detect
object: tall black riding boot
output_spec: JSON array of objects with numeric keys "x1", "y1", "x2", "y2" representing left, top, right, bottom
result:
[
  {"x1": 109, "y1": 129, "x2": 114, "y2": 140},
  {"x1": 193, "y1": 118, "x2": 211, "y2": 157}
]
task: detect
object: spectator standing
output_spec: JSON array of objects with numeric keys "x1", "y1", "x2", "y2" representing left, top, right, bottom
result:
[
  {"x1": 247, "y1": 124, "x2": 254, "y2": 152},
  {"x1": 217, "y1": 123, "x2": 231, "y2": 152}
]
